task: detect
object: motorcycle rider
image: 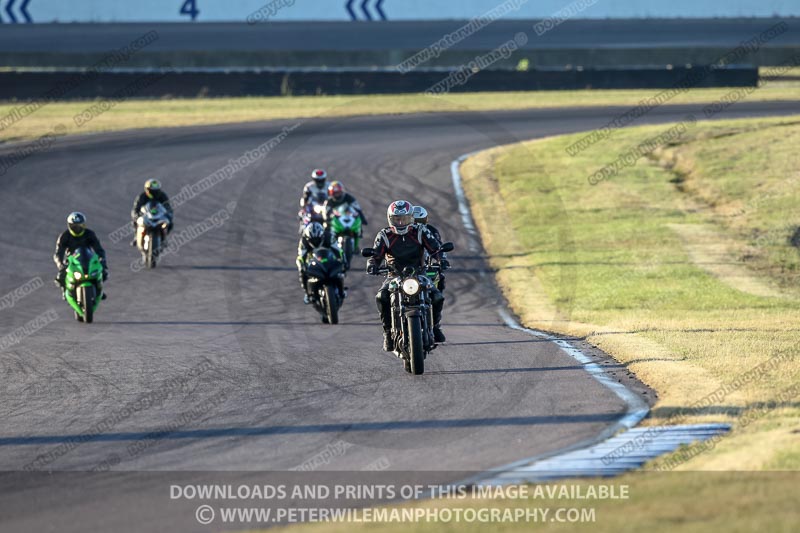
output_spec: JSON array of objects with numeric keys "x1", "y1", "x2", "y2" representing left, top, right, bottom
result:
[
  {"x1": 300, "y1": 168, "x2": 329, "y2": 209},
  {"x1": 366, "y1": 200, "x2": 446, "y2": 352},
  {"x1": 54, "y1": 212, "x2": 108, "y2": 297},
  {"x1": 296, "y1": 222, "x2": 342, "y2": 305},
  {"x1": 130, "y1": 179, "x2": 173, "y2": 246},
  {"x1": 412, "y1": 205, "x2": 450, "y2": 291},
  {"x1": 323, "y1": 181, "x2": 368, "y2": 226},
  {"x1": 323, "y1": 180, "x2": 369, "y2": 249}
]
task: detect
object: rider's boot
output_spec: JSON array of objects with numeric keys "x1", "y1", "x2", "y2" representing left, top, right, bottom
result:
[
  {"x1": 433, "y1": 324, "x2": 446, "y2": 343},
  {"x1": 382, "y1": 329, "x2": 394, "y2": 352}
]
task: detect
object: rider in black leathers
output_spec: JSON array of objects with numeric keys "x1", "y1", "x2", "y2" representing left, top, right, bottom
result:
[
  {"x1": 54, "y1": 212, "x2": 108, "y2": 294},
  {"x1": 296, "y1": 222, "x2": 342, "y2": 304},
  {"x1": 131, "y1": 179, "x2": 173, "y2": 245},
  {"x1": 412, "y1": 205, "x2": 450, "y2": 292},
  {"x1": 366, "y1": 200, "x2": 445, "y2": 352}
]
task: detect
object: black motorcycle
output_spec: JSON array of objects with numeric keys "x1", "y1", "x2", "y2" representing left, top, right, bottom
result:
[
  {"x1": 305, "y1": 246, "x2": 346, "y2": 324},
  {"x1": 362, "y1": 242, "x2": 454, "y2": 375}
]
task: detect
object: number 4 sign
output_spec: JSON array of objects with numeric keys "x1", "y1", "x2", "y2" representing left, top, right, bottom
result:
[{"x1": 179, "y1": 0, "x2": 199, "y2": 20}]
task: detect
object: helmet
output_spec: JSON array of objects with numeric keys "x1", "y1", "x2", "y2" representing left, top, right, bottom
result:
[
  {"x1": 387, "y1": 200, "x2": 414, "y2": 235},
  {"x1": 311, "y1": 169, "x2": 327, "y2": 187},
  {"x1": 303, "y1": 222, "x2": 325, "y2": 247},
  {"x1": 144, "y1": 178, "x2": 161, "y2": 198},
  {"x1": 67, "y1": 212, "x2": 86, "y2": 236},
  {"x1": 412, "y1": 205, "x2": 428, "y2": 224},
  {"x1": 327, "y1": 181, "x2": 345, "y2": 201}
]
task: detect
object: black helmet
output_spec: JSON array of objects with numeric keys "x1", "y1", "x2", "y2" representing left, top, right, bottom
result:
[
  {"x1": 145, "y1": 178, "x2": 162, "y2": 198},
  {"x1": 67, "y1": 212, "x2": 86, "y2": 236},
  {"x1": 303, "y1": 222, "x2": 325, "y2": 247}
]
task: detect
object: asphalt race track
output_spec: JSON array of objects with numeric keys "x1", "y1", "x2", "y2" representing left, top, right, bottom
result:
[{"x1": 0, "y1": 100, "x2": 797, "y2": 531}]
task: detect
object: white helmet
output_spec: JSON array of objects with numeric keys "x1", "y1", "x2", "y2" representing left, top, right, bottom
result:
[
  {"x1": 310, "y1": 169, "x2": 327, "y2": 187},
  {"x1": 387, "y1": 200, "x2": 414, "y2": 235},
  {"x1": 412, "y1": 205, "x2": 428, "y2": 224}
]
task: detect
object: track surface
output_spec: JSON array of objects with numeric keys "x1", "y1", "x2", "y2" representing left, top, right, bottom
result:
[
  {"x1": 1, "y1": 19, "x2": 798, "y2": 52},
  {"x1": 0, "y1": 101, "x2": 797, "y2": 531}
]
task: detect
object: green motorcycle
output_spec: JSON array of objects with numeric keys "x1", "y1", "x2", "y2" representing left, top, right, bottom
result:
[
  {"x1": 327, "y1": 203, "x2": 362, "y2": 271},
  {"x1": 63, "y1": 246, "x2": 104, "y2": 323}
]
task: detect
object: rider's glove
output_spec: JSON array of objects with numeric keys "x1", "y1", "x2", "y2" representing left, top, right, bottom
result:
[
  {"x1": 366, "y1": 262, "x2": 379, "y2": 275},
  {"x1": 440, "y1": 259, "x2": 451, "y2": 271}
]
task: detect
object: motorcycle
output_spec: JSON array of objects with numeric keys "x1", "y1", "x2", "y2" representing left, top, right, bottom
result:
[
  {"x1": 326, "y1": 203, "x2": 362, "y2": 271},
  {"x1": 63, "y1": 246, "x2": 105, "y2": 323},
  {"x1": 362, "y1": 242, "x2": 454, "y2": 375},
  {"x1": 298, "y1": 202, "x2": 326, "y2": 234},
  {"x1": 305, "y1": 246, "x2": 347, "y2": 325},
  {"x1": 136, "y1": 201, "x2": 170, "y2": 269}
]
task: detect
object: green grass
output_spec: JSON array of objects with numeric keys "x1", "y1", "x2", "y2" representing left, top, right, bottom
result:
[
  {"x1": 1, "y1": 85, "x2": 799, "y2": 143},
  {"x1": 459, "y1": 115, "x2": 800, "y2": 472}
]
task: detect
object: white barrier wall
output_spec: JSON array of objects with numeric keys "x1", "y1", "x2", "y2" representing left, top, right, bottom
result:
[{"x1": 1, "y1": 0, "x2": 798, "y2": 23}]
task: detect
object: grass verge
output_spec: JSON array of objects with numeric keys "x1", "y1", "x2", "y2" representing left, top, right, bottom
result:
[
  {"x1": 1, "y1": 85, "x2": 799, "y2": 144},
  {"x1": 459, "y1": 114, "x2": 800, "y2": 471}
]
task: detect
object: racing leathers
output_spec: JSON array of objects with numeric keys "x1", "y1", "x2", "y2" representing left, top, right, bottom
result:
[
  {"x1": 323, "y1": 192, "x2": 368, "y2": 248},
  {"x1": 420, "y1": 223, "x2": 449, "y2": 291},
  {"x1": 53, "y1": 229, "x2": 108, "y2": 287},
  {"x1": 323, "y1": 192, "x2": 368, "y2": 226},
  {"x1": 132, "y1": 190, "x2": 174, "y2": 233},
  {"x1": 300, "y1": 180, "x2": 328, "y2": 209},
  {"x1": 296, "y1": 229, "x2": 342, "y2": 298},
  {"x1": 366, "y1": 224, "x2": 445, "y2": 345}
]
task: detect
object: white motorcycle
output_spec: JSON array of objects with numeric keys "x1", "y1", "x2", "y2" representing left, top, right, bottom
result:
[{"x1": 136, "y1": 201, "x2": 170, "y2": 269}]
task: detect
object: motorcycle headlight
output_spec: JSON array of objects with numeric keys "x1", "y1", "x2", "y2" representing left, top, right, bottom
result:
[
  {"x1": 402, "y1": 278, "x2": 420, "y2": 295},
  {"x1": 73, "y1": 271, "x2": 82, "y2": 280}
]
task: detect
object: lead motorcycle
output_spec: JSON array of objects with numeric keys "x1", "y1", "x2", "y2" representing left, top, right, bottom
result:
[
  {"x1": 135, "y1": 201, "x2": 170, "y2": 269},
  {"x1": 362, "y1": 242, "x2": 454, "y2": 375},
  {"x1": 63, "y1": 246, "x2": 105, "y2": 323},
  {"x1": 305, "y1": 246, "x2": 347, "y2": 324}
]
